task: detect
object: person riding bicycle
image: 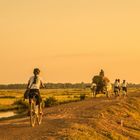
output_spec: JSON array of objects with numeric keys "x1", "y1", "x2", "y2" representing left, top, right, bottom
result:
[{"x1": 27, "y1": 68, "x2": 44, "y2": 114}]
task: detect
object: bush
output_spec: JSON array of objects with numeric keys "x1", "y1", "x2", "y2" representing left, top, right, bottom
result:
[
  {"x1": 13, "y1": 99, "x2": 29, "y2": 109},
  {"x1": 80, "y1": 94, "x2": 86, "y2": 100},
  {"x1": 0, "y1": 96, "x2": 15, "y2": 99},
  {"x1": 74, "y1": 95, "x2": 79, "y2": 98},
  {"x1": 44, "y1": 97, "x2": 58, "y2": 107}
]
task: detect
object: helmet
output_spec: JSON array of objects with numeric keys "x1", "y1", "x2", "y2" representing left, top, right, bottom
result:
[{"x1": 33, "y1": 68, "x2": 40, "y2": 75}]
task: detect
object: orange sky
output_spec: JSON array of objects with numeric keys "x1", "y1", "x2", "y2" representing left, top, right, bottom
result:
[{"x1": 0, "y1": 0, "x2": 140, "y2": 84}]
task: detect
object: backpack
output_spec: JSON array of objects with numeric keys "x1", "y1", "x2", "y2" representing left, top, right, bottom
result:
[{"x1": 24, "y1": 89, "x2": 30, "y2": 99}]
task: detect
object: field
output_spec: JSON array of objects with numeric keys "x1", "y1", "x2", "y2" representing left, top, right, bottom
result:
[
  {"x1": 0, "y1": 87, "x2": 139, "y2": 111},
  {"x1": 0, "y1": 88, "x2": 93, "y2": 112},
  {"x1": 1, "y1": 87, "x2": 140, "y2": 140}
]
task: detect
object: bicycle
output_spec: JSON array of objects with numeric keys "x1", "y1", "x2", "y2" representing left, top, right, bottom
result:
[{"x1": 29, "y1": 93, "x2": 43, "y2": 127}]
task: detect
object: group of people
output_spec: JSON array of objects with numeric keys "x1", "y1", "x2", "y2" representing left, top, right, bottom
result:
[
  {"x1": 91, "y1": 69, "x2": 128, "y2": 97},
  {"x1": 25, "y1": 68, "x2": 128, "y2": 115},
  {"x1": 114, "y1": 79, "x2": 127, "y2": 96}
]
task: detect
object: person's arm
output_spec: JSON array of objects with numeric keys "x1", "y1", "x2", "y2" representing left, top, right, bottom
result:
[
  {"x1": 27, "y1": 81, "x2": 30, "y2": 89},
  {"x1": 27, "y1": 78, "x2": 31, "y2": 89},
  {"x1": 40, "y1": 78, "x2": 45, "y2": 88}
]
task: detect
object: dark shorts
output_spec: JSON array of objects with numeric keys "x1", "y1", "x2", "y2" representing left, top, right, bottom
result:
[
  {"x1": 29, "y1": 89, "x2": 42, "y2": 105},
  {"x1": 114, "y1": 87, "x2": 119, "y2": 92},
  {"x1": 122, "y1": 87, "x2": 127, "y2": 92}
]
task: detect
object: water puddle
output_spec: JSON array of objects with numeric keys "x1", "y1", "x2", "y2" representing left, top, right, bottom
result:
[
  {"x1": 0, "y1": 109, "x2": 26, "y2": 119},
  {"x1": 0, "y1": 111, "x2": 16, "y2": 119}
]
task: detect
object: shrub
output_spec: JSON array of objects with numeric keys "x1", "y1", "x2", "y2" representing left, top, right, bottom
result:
[
  {"x1": 44, "y1": 97, "x2": 58, "y2": 107},
  {"x1": 74, "y1": 95, "x2": 79, "y2": 98},
  {"x1": 0, "y1": 96, "x2": 15, "y2": 99},
  {"x1": 13, "y1": 99, "x2": 29, "y2": 109},
  {"x1": 80, "y1": 94, "x2": 86, "y2": 100}
]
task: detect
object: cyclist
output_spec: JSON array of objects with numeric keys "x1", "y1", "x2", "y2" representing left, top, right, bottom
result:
[{"x1": 27, "y1": 68, "x2": 44, "y2": 114}]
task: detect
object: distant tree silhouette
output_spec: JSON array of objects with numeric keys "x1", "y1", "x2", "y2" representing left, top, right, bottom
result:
[{"x1": 0, "y1": 83, "x2": 91, "y2": 89}]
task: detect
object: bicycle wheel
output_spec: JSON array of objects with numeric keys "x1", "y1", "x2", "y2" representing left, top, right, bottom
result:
[
  {"x1": 30, "y1": 99, "x2": 37, "y2": 127},
  {"x1": 37, "y1": 104, "x2": 43, "y2": 125}
]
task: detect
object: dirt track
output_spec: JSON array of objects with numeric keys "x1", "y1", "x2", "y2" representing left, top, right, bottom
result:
[{"x1": 0, "y1": 93, "x2": 140, "y2": 140}]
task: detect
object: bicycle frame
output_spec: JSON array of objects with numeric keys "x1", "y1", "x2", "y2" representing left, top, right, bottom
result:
[{"x1": 29, "y1": 94, "x2": 42, "y2": 127}]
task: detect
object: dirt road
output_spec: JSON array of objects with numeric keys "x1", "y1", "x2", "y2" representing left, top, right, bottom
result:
[{"x1": 0, "y1": 93, "x2": 140, "y2": 140}]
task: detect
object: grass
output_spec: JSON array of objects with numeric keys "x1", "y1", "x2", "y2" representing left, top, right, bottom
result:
[
  {"x1": 0, "y1": 98, "x2": 16, "y2": 105},
  {"x1": 55, "y1": 88, "x2": 140, "y2": 140},
  {"x1": 0, "y1": 88, "x2": 92, "y2": 111},
  {"x1": 63, "y1": 123, "x2": 107, "y2": 140},
  {"x1": 0, "y1": 99, "x2": 29, "y2": 111},
  {"x1": 0, "y1": 87, "x2": 137, "y2": 111},
  {"x1": 65, "y1": 95, "x2": 140, "y2": 140},
  {"x1": 44, "y1": 96, "x2": 58, "y2": 107},
  {"x1": 80, "y1": 94, "x2": 86, "y2": 100},
  {"x1": 13, "y1": 99, "x2": 29, "y2": 109},
  {"x1": 0, "y1": 104, "x2": 17, "y2": 112},
  {"x1": 0, "y1": 96, "x2": 15, "y2": 98}
]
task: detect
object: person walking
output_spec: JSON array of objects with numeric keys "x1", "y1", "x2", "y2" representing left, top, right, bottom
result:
[
  {"x1": 114, "y1": 79, "x2": 120, "y2": 96},
  {"x1": 122, "y1": 80, "x2": 127, "y2": 96},
  {"x1": 118, "y1": 79, "x2": 121, "y2": 92}
]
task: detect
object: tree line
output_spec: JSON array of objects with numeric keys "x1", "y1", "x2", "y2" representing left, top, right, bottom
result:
[
  {"x1": 0, "y1": 83, "x2": 91, "y2": 89},
  {"x1": 0, "y1": 83, "x2": 138, "y2": 89}
]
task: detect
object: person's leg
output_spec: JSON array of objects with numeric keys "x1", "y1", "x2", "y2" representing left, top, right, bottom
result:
[
  {"x1": 125, "y1": 87, "x2": 127, "y2": 96},
  {"x1": 27, "y1": 98, "x2": 31, "y2": 116},
  {"x1": 36, "y1": 90, "x2": 42, "y2": 114},
  {"x1": 114, "y1": 87, "x2": 118, "y2": 96}
]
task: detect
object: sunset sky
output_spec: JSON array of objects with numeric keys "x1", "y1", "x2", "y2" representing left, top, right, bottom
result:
[{"x1": 0, "y1": 0, "x2": 140, "y2": 84}]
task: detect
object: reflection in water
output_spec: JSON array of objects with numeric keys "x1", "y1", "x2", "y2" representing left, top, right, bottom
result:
[
  {"x1": 0, "y1": 111, "x2": 15, "y2": 118},
  {"x1": 0, "y1": 109, "x2": 26, "y2": 119}
]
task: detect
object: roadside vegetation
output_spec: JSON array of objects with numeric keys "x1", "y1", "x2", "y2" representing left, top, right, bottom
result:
[
  {"x1": 0, "y1": 88, "x2": 91, "y2": 112},
  {"x1": 0, "y1": 87, "x2": 138, "y2": 111},
  {"x1": 0, "y1": 87, "x2": 139, "y2": 112}
]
